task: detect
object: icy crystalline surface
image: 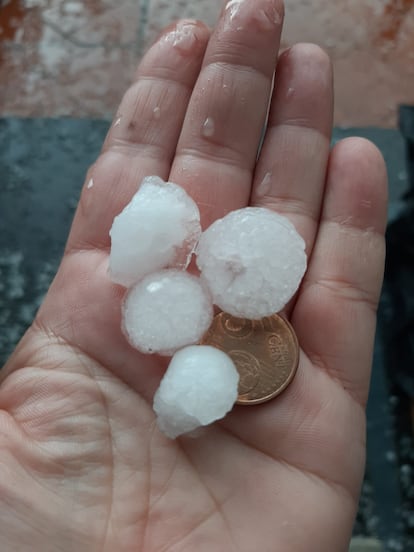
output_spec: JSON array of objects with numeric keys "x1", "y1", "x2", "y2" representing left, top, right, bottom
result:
[
  {"x1": 122, "y1": 269, "x2": 213, "y2": 356},
  {"x1": 196, "y1": 207, "x2": 307, "y2": 319},
  {"x1": 153, "y1": 345, "x2": 239, "y2": 439},
  {"x1": 109, "y1": 176, "x2": 201, "y2": 287}
]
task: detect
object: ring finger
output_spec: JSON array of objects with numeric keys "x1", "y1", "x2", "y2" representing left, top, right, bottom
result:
[{"x1": 252, "y1": 43, "x2": 333, "y2": 260}]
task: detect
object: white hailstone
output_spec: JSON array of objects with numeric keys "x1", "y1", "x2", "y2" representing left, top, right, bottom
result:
[
  {"x1": 109, "y1": 175, "x2": 201, "y2": 287},
  {"x1": 153, "y1": 345, "x2": 239, "y2": 438},
  {"x1": 196, "y1": 207, "x2": 307, "y2": 319},
  {"x1": 123, "y1": 269, "x2": 213, "y2": 356}
]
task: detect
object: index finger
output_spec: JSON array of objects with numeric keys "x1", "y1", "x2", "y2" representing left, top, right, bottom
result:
[{"x1": 66, "y1": 20, "x2": 210, "y2": 253}]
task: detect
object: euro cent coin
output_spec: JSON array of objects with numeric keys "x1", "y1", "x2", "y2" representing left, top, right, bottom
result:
[{"x1": 200, "y1": 312, "x2": 299, "y2": 405}]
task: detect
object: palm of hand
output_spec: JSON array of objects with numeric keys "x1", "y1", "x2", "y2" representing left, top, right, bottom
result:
[{"x1": 0, "y1": 2, "x2": 387, "y2": 551}]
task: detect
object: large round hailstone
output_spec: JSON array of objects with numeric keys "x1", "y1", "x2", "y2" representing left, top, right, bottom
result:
[
  {"x1": 196, "y1": 207, "x2": 307, "y2": 319},
  {"x1": 123, "y1": 269, "x2": 213, "y2": 356},
  {"x1": 153, "y1": 345, "x2": 239, "y2": 439},
  {"x1": 109, "y1": 175, "x2": 201, "y2": 287}
]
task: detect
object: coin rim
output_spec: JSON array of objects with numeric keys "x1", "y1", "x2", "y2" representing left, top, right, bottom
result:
[
  {"x1": 200, "y1": 311, "x2": 300, "y2": 406},
  {"x1": 234, "y1": 314, "x2": 299, "y2": 405}
]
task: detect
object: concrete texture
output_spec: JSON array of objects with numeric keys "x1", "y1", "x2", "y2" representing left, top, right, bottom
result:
[{"x1": 1, "y1": 0, "x2": 414, "y2": 125}]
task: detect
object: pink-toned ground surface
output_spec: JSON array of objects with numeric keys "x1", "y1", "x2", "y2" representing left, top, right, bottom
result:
[{"x1": 0, "y1": 0, "x2": 413, "y2": 126}]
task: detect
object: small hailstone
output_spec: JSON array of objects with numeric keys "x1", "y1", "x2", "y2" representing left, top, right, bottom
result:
[
  {"x1": 153, "y1": 345, "x2": 239, "y2": 438},
  {"x1": 123, "y1": 269, "x2": 213, "y2": 355},
  {"x1": 196, "y1": 207, "x2": 307, "y2": 319},
  {"x1": 109, "y1": 175, "x2": 201, "y2": 287}
]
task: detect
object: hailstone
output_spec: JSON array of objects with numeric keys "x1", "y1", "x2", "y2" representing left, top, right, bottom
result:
[
  {"x1": 109, "y1": 175, "x2": 201, "y2": 287},
  {"x1": 196, "y1": 207, "x2": 307, "y2": 319},
  {"x1": 153, "y1": 345, "x2": 239, "y2": 438},
  {"x1": 123, "y1": 269, "x2": 213, "y2": 355}
]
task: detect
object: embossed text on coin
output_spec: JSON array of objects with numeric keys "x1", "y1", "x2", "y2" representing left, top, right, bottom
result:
[{"x1": 201, "y1": 312, "x2": 299, "y2": 405}]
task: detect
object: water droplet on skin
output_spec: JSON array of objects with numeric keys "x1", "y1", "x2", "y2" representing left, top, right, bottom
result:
[
  {"x1": 286, "y1": 87, "x2": 295, "y2": 99},
  {"x1": 260, "y1": 5, "x2": 283, "y2": 27},
  {"x1": 87, "y1": 178, "x2": 94, "y2": 189},
  {"x1": 202, "y1": 117, "x2": 215, "y2": 138},
  {"x1": 153, "y1": 106, "x2": 161, "y2": 120},
  {"x1": 225, "y1": 0, "x2": 281, "y2": 32},
  {"x1": 255, "y1": 172, "x2": 272, "y2": 198},
  {"x1": 226, "y1": 0, "x2": 244, "y2": 20},
  {"x1": 114, "y1": 117, "x2": 121, "y2": 127}
]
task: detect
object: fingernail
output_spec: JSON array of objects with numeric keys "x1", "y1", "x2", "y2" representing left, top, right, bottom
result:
[
  {"x1": 225, "y1": 0, "x2": 244, "y2": 21},
  {"x1": 224, "y1": 0, "x2": 283, "y2": 32}
]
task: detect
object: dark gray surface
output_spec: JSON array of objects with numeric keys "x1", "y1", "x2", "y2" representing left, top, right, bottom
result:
[{"x1": 0, "y1": 118, "x2": 109, "y2": 362}]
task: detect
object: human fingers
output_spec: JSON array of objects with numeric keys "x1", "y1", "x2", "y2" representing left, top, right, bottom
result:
[
  {"x1": 292, "y1": 138, "x2": 388, "y2": 406},
  {"x1": 66, "y1": 20, "x2": 210, "y2": 253},
  {"x1": 169, "y1": 0, "x2": 285, "y2": 228},
  {"x1": 252, "y1": 43, "x2": 333, "y2": 260}
]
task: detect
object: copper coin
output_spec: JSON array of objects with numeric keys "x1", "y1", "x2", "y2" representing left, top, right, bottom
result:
[{"x1": 200, "y1": 312, "x2": 299, "y2": 405}]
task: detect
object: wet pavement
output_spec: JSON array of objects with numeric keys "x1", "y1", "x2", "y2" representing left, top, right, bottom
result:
[{"x1": 0, "y1": 0, "x2": 414, "y2": 125}]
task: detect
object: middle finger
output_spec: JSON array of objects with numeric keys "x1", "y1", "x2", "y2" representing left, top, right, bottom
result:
[{"x1": 170, "y1": 0, "x2": 285, "y2": 228}]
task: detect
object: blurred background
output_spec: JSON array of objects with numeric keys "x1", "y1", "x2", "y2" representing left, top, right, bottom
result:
[
  {"x1": 0, "y1": 0, "x2": 414, "y2": 124},
  {"x1": 1, "y1": 1, "x2": 414, "y2": 551}
]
